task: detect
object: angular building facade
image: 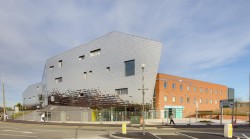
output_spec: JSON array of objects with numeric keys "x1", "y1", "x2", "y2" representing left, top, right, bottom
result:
[
  {"x1": 23, "y1": 83, "x2": 42, "y2": 109},
  {"x1": 23, "y1": 32, "x2": 162, "y2": 109}
]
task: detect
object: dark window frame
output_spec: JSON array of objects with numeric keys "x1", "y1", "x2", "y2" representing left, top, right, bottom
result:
[{"x1": 124, "y1": 60, "x2": 135, "y2": 76}]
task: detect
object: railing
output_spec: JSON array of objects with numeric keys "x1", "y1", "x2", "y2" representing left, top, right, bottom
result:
[{"x1": 6, "y1": 109, "x2": 249, "y2": 125}]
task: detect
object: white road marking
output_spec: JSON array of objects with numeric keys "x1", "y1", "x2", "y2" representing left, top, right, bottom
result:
[
  {"x1": 2, "y1": 129, "x2": 32, "y2": 134},
  {"x1": 0, "y1": 127, "x2": 19, "y2": 129},
  {"x1": 242, "y1": 134, "x2": 250, "y2": 139},
  {"x1": 0, "y1": 133, "x2": 37, "y2": 138},
  {"x1": 176, "y1": 132, "x2": 198, "y2": 139}
]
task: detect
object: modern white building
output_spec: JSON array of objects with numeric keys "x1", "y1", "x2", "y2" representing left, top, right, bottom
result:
[
  {"x1": 23, "y1": 32, "x2": 162, "y2": 110},
  {"x1": 23, "y1": 83, "x2": 42, "y2": 109}
]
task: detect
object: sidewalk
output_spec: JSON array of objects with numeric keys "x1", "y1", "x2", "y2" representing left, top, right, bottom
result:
[{"x1": 4, "y1": 118, "x2": 249, "y2": 129}]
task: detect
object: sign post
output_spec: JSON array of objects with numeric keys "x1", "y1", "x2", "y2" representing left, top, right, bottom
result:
[{"x1": 220, "y1": 99, "x2": 234, "y2": 125}]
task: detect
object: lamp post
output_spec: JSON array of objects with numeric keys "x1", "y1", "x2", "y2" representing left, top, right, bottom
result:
[
  {"x1": 2, "y1": 78, "x2": 6, "y2": 122},
  {"x1": 138, "y1": 63, "x2": 148, "y2": 135}
]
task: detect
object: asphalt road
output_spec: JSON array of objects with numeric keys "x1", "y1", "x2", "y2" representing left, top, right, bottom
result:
[
  {"x1": 0, "y1": 122, "x2": 249, "y2": 139},
  {"x1": 0, "y1": 122, "x2": 112, "y2": 139}
]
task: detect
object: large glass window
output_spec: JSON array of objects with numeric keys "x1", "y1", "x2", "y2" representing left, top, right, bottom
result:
[
  {"x1": 187, "y1": 97, "x2": 190, "y2": 103},
  {"x1": 124, "y1": 60, "x2": 135, "y2": 76},
  {"x1": 115, "y1": 88, "x2": 128, "y2": 95}
]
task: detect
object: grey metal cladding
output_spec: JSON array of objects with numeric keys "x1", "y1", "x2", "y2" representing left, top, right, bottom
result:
[
  {"x1": 23, "y1": 83, "x2": 42, "y2": 107},
  {"x1": 34, "y1": 31, "x2": 162, "y2": 105}
]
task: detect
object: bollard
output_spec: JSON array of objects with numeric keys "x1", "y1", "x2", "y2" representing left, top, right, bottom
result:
[
  {"x1": 224, "y1": 124, "x2": 233, "y2": 138},
  {"x1": 122, "y1": 122, "x2": 126, "y2": 134}
]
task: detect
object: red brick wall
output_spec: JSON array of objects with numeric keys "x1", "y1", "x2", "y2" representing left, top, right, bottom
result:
[{"x1": 155, "y1": 73, "x2": 228, "y2": 117}]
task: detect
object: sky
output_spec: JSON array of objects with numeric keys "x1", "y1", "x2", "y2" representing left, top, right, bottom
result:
[{"x1": 0, "y1": 0, "x2": 250, "y2": 107}]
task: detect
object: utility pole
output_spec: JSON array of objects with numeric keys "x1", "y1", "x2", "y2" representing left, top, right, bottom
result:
[
  {"x1": 249, "y1": 74, "x2": 250, "y2": 127},
  {"x1": 2, "y1": 79, "x2": 6, "y2": 122}
]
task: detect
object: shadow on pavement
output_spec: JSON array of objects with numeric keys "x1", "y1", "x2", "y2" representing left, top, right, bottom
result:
[
  {"x1": 111, "y1": 132, "x2": 158, "y2": 139},
  {"x1": 179, "y1": 132, "x2": 238, "y2": 139}
]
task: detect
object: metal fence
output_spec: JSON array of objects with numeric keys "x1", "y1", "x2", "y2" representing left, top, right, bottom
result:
[{"x1": 7, "y1": 109, "x2": 249, "y2": 125}]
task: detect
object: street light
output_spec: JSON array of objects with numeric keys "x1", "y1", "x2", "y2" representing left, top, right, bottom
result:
[
  {"x1": 1, "y1": 78, "x2": 6, "y2": 122},
  {"x1": 138, "y1": 63, "x2": 148, "y2": 135}
]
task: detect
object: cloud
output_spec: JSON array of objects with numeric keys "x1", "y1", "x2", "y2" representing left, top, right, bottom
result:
[{"x1": 0, "y1": 0, "x2": 250, "y2": 106}]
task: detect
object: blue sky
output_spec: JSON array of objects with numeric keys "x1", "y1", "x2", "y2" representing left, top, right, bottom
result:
[{"x1": 0, "y1": 0, "x2": 250, "y2": 107}]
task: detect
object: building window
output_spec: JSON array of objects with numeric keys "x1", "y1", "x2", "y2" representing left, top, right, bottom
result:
[
  {"x1": 180, "y1": 97, "x2": 183, "y2": 103},
  {"x1": 83, "y1": 72, "x2": 87, "y2": 80},
  {"x1": 210, "y1": 99, "x2": 213, "y2": 104},
  {"x1": 172, "y1": 97, "x2": 176, "y2": 102},
  {"x1": 49, "y1": 66, "x2": 54, "y2": 69},
  {"x1": 214, "y1": 90, "x2": 218, "y2": 94},
  {"x1": 194, "y1": 98, "x2": 196, "y2": 103},
  {"x1": 180, "y1": 84, "x2": 183, "y2": 91},
  {"x1": 164, "y1": 96, "x2": 167, "y2": 102},
  {"x1": 55, "y1": 77, "x2": 62, "y2": 83},
  {"x1": 115, "y1": 88, "x2": 128, "y2": 95},
  {"x1": 205, "y1": 88, "x2": 208, "y2": 92},
  {"x1": 89, "y1": 71, "x2": 92, "y2": 75},
  {"x1": 200, "y1": 87, "x2": 203, "y2": 93},
  {"x1": 58, "y1": 60, "x2": 63, "y2": 67},
  {"x1": 37, "y1": 86, "x2": 39, "y2": 90},
  {"x1": 220, "y1": 90, "x2": 222, "y2": 95},
  {"x1": 199, "y1": 98, "x2": 202, "y2": 104},
  {"x1": 187, "y1": 97, "x2": 190, "y2": 103},
  {"x1": 187, "y1": 85, "x2": 190, "y2": 91},
  {"x1": 172, "y1": 83, "x2": 175, "y2": 89},
  {"x1": 210, "y1": 89, "x2": 213, "y2": 94},
  {"x1": 194, "y1": 87, "x2": 197, "y2": 92},
  {"x1": 215, "y1": 100, "x2": 218, "y2": 104},
  {"x1": 79, "y1": 55, "x2": 85, "y2": 60},
  {"x1": 90, "y1": 49, "x2": 101, "y2": 57},
  {"x1": 164, "y1": 82, "x2": 167, "y2": 89},
  {"x1": 124, "y1": 60, "x2": 135, "y2": 76},
  {"x1": 106, "y1": 67, "x2": 110, "y2": 71}
]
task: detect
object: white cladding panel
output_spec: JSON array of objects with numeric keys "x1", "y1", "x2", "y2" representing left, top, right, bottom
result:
[{"x1": 35, "y1": 32, "x2": 161, "y2": 105}]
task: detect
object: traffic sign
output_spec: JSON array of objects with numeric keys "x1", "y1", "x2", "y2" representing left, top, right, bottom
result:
[{"x1": 220, "y1": 99, "x2": 234, "y2": 108}]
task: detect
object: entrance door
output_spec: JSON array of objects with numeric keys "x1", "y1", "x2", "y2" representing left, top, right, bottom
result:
[{"x1": 175, "y1": 108, "x2": 183, "y2": 118}]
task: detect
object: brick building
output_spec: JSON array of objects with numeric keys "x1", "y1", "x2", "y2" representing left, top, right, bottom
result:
[{"x1": 155, "y1": 73, "x2": 228, "y2": 118}]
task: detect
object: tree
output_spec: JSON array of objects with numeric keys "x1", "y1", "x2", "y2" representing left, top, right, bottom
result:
[{"x1": 15, "y1": 102, "x2": 23, "y2": 111}]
